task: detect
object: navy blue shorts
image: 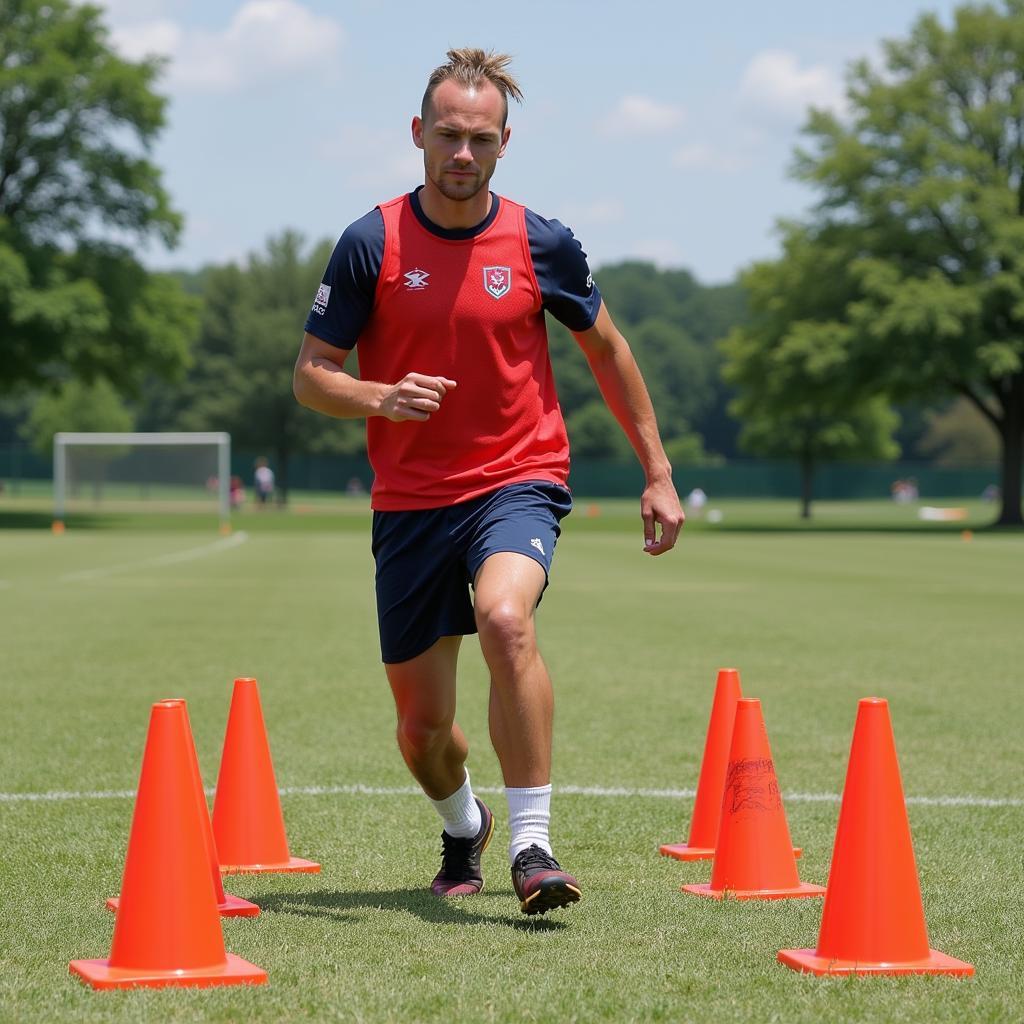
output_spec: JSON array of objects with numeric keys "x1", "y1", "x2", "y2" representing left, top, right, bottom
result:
[{"x1": 371, "y1": 481, "x2": 573, "y2": 664}]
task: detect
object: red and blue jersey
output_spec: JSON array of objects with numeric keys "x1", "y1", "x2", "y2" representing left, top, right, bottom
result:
[{"x1": 305, "y1": 188, "x2": 601, "y2": 510}]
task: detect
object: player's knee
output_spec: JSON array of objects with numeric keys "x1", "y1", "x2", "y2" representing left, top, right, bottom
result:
[
  {"x1": 396, "y1": 714, "x2": 451, "y2": 760},
  {"x1": 476, "y1": 600, "x2": 534, "y2": 663}
]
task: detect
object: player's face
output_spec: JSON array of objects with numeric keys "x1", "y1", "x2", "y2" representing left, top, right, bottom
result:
[{"x1": 413, "y1": 80, "x2": 510, "y2": 202}]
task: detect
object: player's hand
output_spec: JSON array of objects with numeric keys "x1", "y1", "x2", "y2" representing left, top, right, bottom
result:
[
  {"x1": 641, "y1": 477, "x2": 684, "y2": 555},
  {"x1": 380, "y1": 373, "x2": 457, "y2": 422}
]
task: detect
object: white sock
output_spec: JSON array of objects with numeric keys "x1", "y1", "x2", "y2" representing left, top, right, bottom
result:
[
  {"x1": 429, "y1": 771, "x2": 481, "y2": 839},
  {"x1": 506, "y1": 784, "x2": 552, "y2": 861}
]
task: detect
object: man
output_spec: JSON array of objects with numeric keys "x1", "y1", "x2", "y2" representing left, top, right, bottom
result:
[
  {"x1": 254, "y1": 457, "x2": 275, "y2": 507},
  {"x1": 294, "y1": 48, "x2": 683, "y2": 916}
]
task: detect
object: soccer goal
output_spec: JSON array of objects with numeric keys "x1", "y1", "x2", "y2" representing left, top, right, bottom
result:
[{"x1": 53, "y1": 432, "x2": 232, "y2": 529}]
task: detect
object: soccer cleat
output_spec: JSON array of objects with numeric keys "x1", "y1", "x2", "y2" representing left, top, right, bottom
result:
[
  {"x1": 431, "y1": 798, "x2": 494, "y2": 896},
  {"x1": 511, "y1": 844, "x2": 582, "y2": 916}
]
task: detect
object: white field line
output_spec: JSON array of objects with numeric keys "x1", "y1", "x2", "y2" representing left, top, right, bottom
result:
[
  {"x1": 1, "y1": 783, "x2": 1019, "y2": 808},
  {"x1": 60, "y1": 531, "x2": 249, "y2": 582}
]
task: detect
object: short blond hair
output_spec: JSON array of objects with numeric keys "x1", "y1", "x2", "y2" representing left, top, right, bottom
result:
[{"x1": 422, "y1": 48, "x2": 523, "y2": 127}]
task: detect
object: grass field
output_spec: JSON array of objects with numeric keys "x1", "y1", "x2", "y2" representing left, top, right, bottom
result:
[{"x1": 1, "y1": 499, "x2": 1021, "y2": 1023}]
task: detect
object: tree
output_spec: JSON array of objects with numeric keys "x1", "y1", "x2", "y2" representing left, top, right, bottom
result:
[
  {"x1": 918, "y1": 396, "x2": 1001, "y2": 464},
  {"x1": 22, "y1": 377, "x2": 133, "y2": 456},
  {"x1": 721, "y1": 227, "x2": 900, "y2": 517},
  {"x1": 794, "y1": 0, "x2": 1024, "y2": 525},
  {"x1": 0, "y1": 0, "x2": 197, "y2": 393},
  {"x1": 167, "y1": 232, "x2": 364, "y2": 501}
]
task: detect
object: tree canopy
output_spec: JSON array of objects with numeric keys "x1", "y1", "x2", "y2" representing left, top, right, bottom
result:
[
  {"x1": 0, "y1": 0, "x2": 196, "y2": 394},
  {"x1": 721, "y1": 227, "x2": 900, "y2": 516},
  {"x1": 144, "y1": 232, "x2": 366, "y2": 500},
  {"x1": 787, "y1": 0, "x2": 1024, "y2": 524}
]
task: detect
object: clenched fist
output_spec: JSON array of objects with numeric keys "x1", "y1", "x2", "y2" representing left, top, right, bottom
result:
[{"x1": 380, "y1": 373, "x2": 458, "y2": 422}]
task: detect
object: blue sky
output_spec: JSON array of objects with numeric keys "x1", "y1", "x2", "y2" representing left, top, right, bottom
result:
[{"x1": 101, "y1": 0, "x2": 965, "y2": 284}]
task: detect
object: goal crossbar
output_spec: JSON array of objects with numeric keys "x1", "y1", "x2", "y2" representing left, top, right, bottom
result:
[{"x1": 53, "y1": 431, "x2": 232, "y2": 526}]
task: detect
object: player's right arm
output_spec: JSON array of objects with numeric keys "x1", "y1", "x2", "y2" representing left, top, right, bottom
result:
[
  {"x1": 293, "y1": 211, "x2": 454, "y2": 422},
  {"x1": 293, "y1": 335, "x2": 456, "y2": 423}
]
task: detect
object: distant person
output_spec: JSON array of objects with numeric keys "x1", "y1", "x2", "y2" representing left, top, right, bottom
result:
[
  {"x1": 891, "y1": 478, "x2": 918, "y2": 503},
  {"x1": 982, "y1": 483, "x2": 999, "y2": 502},
  {"x1": 346, "y1": 475, "x2": 366, "y2": 496},
  {"x1": 254, "y1": 457, "x2": 275, "y2": 507},
  {"x1": 294, "y1": 48, "x2": 683, "y2": 916},
  {"x1": 685, "y1": 487, "x2": 707, "y2": 515},
  {"x1": 229, "y1": 475, "x2": 245, "y2": 509}
]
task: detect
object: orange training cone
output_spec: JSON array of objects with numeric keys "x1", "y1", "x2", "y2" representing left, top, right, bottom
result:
[
  {"x1": 107, "y1": 699, "x2": 259, "y2": 919},
  {"x1": 683, "y1": 698, "x2": 824, "y2": 900},
  {"x1": 661, "y1": 669, "x2": 802, "y2": 862},
  {"x1": 779, "y1": 698, "x2": 974, "y2": 976},
  {"x1": 660, "y1": 668, "x2": 743, "y2": 861},
  {"x1": 213, "y1": 677, "x2": 320, "y2": 874},
  {"x1": 70, "y1": 700, "x2": 267, "y2": 990}
]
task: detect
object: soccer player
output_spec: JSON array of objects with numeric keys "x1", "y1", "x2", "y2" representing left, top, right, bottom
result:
[{"x1": 294, "y1": 48, "x2": 683, "y2": 915}]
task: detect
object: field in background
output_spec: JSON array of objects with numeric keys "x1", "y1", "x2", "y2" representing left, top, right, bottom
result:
[
  {"x1": 0, "y1": 505, "x2": 1020, "y2": 1022},
  {"x1": 0, "y1": 486, "x2": 1004, "y2": 533}
]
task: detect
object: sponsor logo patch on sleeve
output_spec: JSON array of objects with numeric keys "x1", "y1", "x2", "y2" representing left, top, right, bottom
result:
[{"x1": 312, "y1": 282, "x2": 331, "y2": 315}]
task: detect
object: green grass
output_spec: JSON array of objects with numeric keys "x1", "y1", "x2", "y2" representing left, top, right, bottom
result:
[{"x1": 0, "y1": 504, "x2": 1021, "y2": 1022}]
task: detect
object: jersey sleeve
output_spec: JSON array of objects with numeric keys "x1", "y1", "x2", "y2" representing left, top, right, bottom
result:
[
  {"x1": 524, "y1": 209, "x2": 603, "y2": 331},
  {"x1": 303, "y1": 207, "x2": 385, "y2": 349}
]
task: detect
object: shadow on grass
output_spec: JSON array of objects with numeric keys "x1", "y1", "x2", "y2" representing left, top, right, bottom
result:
[{"x1": 255, "y1": 887, "x2": 567, "y2": 932}]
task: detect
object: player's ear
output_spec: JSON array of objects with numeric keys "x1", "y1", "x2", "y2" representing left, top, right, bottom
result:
[
  {"x1": 498, "y1": 125, "x2": 511, "y2": 158},
  {"x1": 412, "y1": 116, "x2": 424, "y2": 150}
]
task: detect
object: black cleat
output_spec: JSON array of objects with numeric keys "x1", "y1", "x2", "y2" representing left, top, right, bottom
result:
[
  {"x1": 431, "y1": 798, "x2": 494, "y2": 896},
  {"x1": 511, "y1": 844, "x2": 582, "y2": 915}
]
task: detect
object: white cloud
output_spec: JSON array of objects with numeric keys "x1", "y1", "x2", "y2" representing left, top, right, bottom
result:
[
  {"x1": 599, "y1": 95, "x2": 685, "y2": 137},
  {"x1": 111, "y1": 19, "x2": 182, "y2": 62},
  {"x1": 738, "y1": 50, "x2": 845, "y2": 123},
  {"x1": 671, "y1": 142, "x2": 745, "y2": 173},
  {"x1": 109, "y1": 1, "x2": 344, "y2": 92},
  {"x1": 317, "y1": 127, "x2": 423, "y2": 192},
  {"x1": 561, "y1": 198, "x2": 626, "y2": 227},
  {"x1": 624, "y1": 238, "x2": 685, "y2": 268}
]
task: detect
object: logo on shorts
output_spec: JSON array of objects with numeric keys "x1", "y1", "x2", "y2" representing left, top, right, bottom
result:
[
  {"x1": 483, "y1": 265, "x2": 511, "y2": 299},
  {"x1": 311, "y1": 282, "x2": 331, "y2": 315},
  {"x1": 530, "y1": 537, "x2": 545, "y2": 556},
  {"x1": 404, "y1": 268, "x2": 430, "y2": 290}
]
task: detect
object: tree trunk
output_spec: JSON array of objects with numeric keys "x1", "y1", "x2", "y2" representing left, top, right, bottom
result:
[
  {"x1": 995, "y1": 406, "x2": 1022, "y2": 527},
  {"x1": 799, "y1": 455, "x2": 814, "y2": 519}
]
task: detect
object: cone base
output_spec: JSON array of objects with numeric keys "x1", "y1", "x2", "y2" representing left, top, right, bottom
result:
[
  {"x1": 69, "y1": 953, "x2": 269, "y2": 990},
  {"x1": 682, "y1": 881, "x2": 825, "y2": 901},
  {"x1": 221, "y1": 855, "x2": 320, "y2": 875},
  {"x1": 106, "y1": 893, "x2": 260, "y2": 918},
  {"x1": 778, "y1": 947, "x2": 974, "y2": 977},
  {"x1": 659, "y1": 842, "x2": 714, "y2": 861},
  {"x1": 661, "y1": 843, "x2": 801, "y2": 862}
]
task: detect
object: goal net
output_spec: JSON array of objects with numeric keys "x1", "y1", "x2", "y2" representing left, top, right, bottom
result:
[{"x1": 53, "y1": 432, "x2": 231, "y2": 528}]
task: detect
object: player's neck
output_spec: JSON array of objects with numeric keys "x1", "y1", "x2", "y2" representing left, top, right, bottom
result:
[{"x1": 417, "y1": 180, "x2": 492, "y2": 230}]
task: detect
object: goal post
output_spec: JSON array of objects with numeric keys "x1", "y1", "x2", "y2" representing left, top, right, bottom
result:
[{"x1": 53, "y1": 431, "x2": 232, "y2": 530}]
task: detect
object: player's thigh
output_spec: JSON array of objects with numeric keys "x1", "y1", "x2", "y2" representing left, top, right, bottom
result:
[
  {"x1": 473, "y1": 552, "x2": 547, "y2": 624},
  {"x1": 385, "y1": 634, "x2": 462, "y2": 730}
]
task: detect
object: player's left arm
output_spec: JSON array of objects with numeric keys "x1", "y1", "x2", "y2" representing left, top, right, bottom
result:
[{"x1": 572, "y1": 302, "x2": 684, "y2": 555}]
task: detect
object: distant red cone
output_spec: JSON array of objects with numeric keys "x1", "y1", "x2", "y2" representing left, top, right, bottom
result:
[
  {"x1": 213, "y1": 677, "x2": 320, "y2": 874},
  {"x1": 70, "y1": 700, "x2": 267, "y2": 990},
  {"x1": 660, "y1": 668, "x2": 742, "y2": 861},
  {"x1": 683, "y1": 698, "x2": 824, "y2": 900},
  {"x1": 661, "y1": 669, "x2": 801, "y2": 863},
  {"x1": 779, "y1": 698, "x2": 974, "y2": 976},
  {"x1": 107, "y1": 699, "x2": 259, "y2": 918}
]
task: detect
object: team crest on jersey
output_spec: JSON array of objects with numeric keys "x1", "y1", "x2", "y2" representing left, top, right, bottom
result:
[
  {"x1": 404, "y1": 268, "x2": 430, "y2": 290},
  {"x1": 483, "y1": 265, "x2": 512, "y2": 299}
]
